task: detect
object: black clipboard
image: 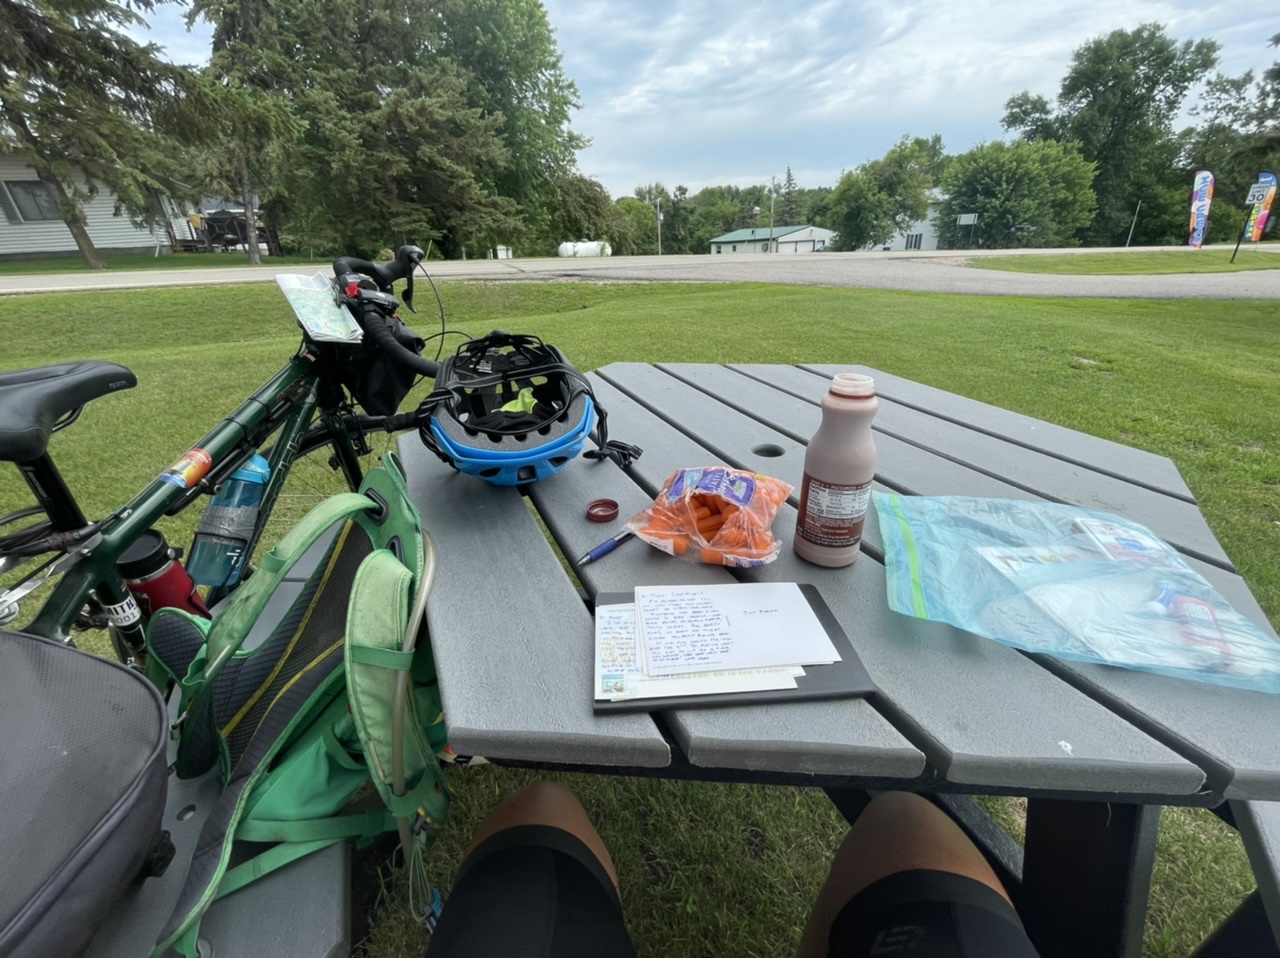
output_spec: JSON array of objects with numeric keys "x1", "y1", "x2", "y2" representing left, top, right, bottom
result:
[{"x1": 593, "y1": 584, "x2": 875, "y2": 713}]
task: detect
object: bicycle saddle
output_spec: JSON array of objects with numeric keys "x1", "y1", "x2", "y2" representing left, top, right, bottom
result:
[{"x1": 0, "y1": 361, "x2": 136, "y2": 463}]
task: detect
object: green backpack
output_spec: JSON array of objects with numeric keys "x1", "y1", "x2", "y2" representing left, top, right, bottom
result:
[{"x1": 145, "y1": 453, "x2": 449, "y2": 957}]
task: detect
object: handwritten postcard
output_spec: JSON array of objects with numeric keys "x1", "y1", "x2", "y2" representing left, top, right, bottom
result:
[
  {"x1": 634, "y1": 582, "x2": 840, "y2": 677},
  {"x1": 594, "y1": 602, "x2": 801, "y2": 701}
]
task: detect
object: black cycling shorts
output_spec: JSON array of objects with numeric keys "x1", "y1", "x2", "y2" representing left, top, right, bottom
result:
[
  {"x1": 828, "y1": 869, "x2": 1041, "y2": 958},
  {"x1": 424, "y1": 824, "x2": 635, "y2": 957},
  {"x1": 424, "y1": 828, "x2": 1039, "y2": 958}
]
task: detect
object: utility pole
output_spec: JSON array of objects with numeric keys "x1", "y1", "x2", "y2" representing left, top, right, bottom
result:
[
  {"x1": 768, "y1": 176, "x2": 777, "y2": 253},
  {"x1": 1125, "y1": 200, "x2": 1142, "y2": 248},
  {"x1": 656, "y1": 196, "x2": 663, "y2": 255}
]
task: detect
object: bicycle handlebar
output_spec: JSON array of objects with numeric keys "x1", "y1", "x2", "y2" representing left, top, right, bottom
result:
[
  {"x1": 330, "y1": 244, "x2": 440, "y2": 380},
  {"x1": 354, "y1": 303, "x2": 440, "y2": 379},
  {"x1": 332, "y1": 245, "x2": 424, "y2": 292}
]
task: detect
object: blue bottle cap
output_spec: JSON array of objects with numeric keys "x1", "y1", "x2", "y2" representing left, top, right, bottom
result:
[{"x1": 229, "y1": 453, "x2": 271, "y2": 485}]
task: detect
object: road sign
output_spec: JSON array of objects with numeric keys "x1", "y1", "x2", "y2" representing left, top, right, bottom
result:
[
  {"x1": 1246, "y1": 183, "x2": 1270, "y2": 204},
  {"x1": 956, "y1": 213, "x2": 978, "y2": 225}
]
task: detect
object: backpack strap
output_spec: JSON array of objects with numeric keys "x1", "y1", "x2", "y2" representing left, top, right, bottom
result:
[{"x1": 202, "y1": 492, "x2": 379, "y2": 681}]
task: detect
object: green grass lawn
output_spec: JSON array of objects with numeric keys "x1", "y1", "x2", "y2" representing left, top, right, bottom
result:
[
  {"x1": 2, "y1": 281, "x2": 1277, "y2": 957},
  {"x1": 970, "y1": 248, "x2": 1280, "y2": 275},
  {"x1": 0, "y1": 251, "x2": 320, "y2": 275}
]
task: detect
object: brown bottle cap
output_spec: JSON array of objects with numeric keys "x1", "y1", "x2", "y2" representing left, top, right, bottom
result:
[{"x1": 587, "y1": 499, "x2": 619, "y2": 522}]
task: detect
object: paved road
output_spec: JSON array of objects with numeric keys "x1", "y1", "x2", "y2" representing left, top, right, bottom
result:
[{"x1": 2, "y1": 245, "x2": 1278, "y2": 298}]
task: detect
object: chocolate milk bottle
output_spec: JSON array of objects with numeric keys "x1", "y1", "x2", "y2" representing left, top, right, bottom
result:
[{"x1": 794, "y1": 373, "x2": 878, "y2": 567}]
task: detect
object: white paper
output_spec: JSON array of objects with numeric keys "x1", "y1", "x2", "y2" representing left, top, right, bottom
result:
[
  {"x1": 635, "y1": 582, "x2": 839, "y2": 677},
  {"x1": 595, "y1": 603, "x2": 801, "y2": 701},
  {"x1": 275, "y1": 272, "x2": 362, "y2": 343}
]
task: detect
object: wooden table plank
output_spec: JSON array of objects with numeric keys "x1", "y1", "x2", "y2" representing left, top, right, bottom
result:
[
  {"x1": 396, "y1": 437, "x2": 671, "y2": 768},
  {"x1": 526, "y1": 437, "x2": 927, "y2": 780},
  {"x1": 591, "y1": 366, "x2": 1206, "y2": 798},
  {"x1": 727, "y1": 364, "x2": 1230, "y2": 569},
  {"x1": 808, "y1": 364, "x2": 1195, "y2": 502},
  {"x1": 629, "y1": 364, "x2": 1280, "y2": 799}
]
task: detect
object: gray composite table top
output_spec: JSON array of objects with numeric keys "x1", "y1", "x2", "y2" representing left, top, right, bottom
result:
[{"x1": 397, "y1": 363, "x2": 1280, "y2": 804}]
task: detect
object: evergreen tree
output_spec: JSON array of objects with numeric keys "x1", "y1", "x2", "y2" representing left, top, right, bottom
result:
[{"x1": 780, "y1": 166, "x2": 799, "y2": 224}]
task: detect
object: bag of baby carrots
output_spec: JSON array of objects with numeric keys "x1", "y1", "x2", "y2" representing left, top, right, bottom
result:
[{"x1": 625, "y1": 466, "x2": 793, "y2": 568}]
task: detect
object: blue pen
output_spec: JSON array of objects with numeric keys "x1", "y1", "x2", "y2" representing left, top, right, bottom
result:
[{"x1": 576, "y1": 530, "x2": 635, "y2": 567}]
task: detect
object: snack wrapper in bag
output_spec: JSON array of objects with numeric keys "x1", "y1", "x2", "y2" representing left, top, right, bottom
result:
[
  {"x1": 873, "y1": 493, "x2": 1280, "y2": 694},
  {"x1": 626, "y1": 467, "x2": 793, "y2": 567}
]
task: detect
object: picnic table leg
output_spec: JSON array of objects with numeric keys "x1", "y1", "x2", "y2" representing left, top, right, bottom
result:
[
  {"x1": 1020, "y1": 799, "x2": 1159, "y2": 958},
  {"x1": 1188, "y1": 891, "x2": 1280, "y2": 957}
]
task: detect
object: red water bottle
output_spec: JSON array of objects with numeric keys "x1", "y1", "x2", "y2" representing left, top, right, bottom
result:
[{"x1": 116, "y1": 530, "x2": 210, "y2": 619}]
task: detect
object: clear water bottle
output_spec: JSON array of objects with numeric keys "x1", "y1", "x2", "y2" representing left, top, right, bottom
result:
[{"x1": 187, "y1": 454, "x2": 271, "y2": 587}]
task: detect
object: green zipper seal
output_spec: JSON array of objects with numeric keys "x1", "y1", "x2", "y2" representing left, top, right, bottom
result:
[{"x1": 888, "y1": 495, "x2": 929, "y2": 618}]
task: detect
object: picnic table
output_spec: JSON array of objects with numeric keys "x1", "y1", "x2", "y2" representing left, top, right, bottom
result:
[{"x1": 396, "y1": 362, "x2": 1280, "y2": 958}]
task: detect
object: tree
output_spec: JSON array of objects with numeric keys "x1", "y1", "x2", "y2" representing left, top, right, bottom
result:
[
  {"x1": 935, "y1": 140, "x2": 1097, "y2": 249},
  {"x1": 1003, "y1": 24, "x2": 1219, "y2": 245},
  {"x1": 543, "y1": 174, "x2": 613, "y2": 250},
  {"x1": 779, "y1": 166, "x2": 799, "y2": 224},
  {"x1": 266, "y1": 0, "x2": 516, "y2": 257},
  {"x1": 822, "y1": 137, "x2": 931, "y2": 250},
  {"x1": 433, "y1": 0, "x2": 584, "y2": 250},
  {"x1": 189, "y1": 0, "x2": 299, "y2": 263},
  {"x1": 0, "y1": 0, "x2": 197, "y2": 267},
  {"x1": 614, "y1": 198, "x2": 657, "y2": 255},
  {"x1": 1180, "y1": 69, "x2": 1280, "y2": 244}
]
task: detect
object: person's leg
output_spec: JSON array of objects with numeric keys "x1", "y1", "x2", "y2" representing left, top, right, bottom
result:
[
  {"x1": 426, "y1": 781, "x2": 634, "y2": 957},
  {"x1": 796, "y1": 792, "x2": 1017, "y2": 958},
  {"x1": 463, "y1": 781, "x2": 620, "y2": 889}
]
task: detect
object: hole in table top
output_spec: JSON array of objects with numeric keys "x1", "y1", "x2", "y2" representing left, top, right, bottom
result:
[
  {"x1": 752, "y1": 443, "x2": 786, "y2": 458},
  {"x1": 177, "y1": 803, "x2": 197, "y2": 822}
]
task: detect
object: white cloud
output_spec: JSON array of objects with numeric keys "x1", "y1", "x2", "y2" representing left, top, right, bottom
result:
[{"x1": 543, "y1": 0, "x2": 1273, "y2": 197}]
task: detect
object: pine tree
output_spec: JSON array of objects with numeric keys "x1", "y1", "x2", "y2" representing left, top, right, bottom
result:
[{"x1": 780, "y1": 166, "x2": 800, "y2": 224}]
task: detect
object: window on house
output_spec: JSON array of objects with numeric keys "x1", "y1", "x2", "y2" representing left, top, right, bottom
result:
[
  {"x1": 732, "y1": 245, "x2": 737, "y2": 252},
  {"x1": 3, "y1": 181, "x2": 61, "y2": 222},
  {"x1": 905, "y1": 233, "x2": 923, "y2": 251}
]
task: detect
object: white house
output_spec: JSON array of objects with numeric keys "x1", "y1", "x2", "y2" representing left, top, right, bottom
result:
[
  {"x1": 0, "y1": 154, "x2": 186, "y2": 258},
  {"x1": 709, "y1": 225, "x2": 835, "y2": 255},
  {"x1": 877, "y1": 189, "x2": 943, "y2": 252}
]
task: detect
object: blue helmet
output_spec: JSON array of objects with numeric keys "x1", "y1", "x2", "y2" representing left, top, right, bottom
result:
[{"x1": 417, "y1": 332, "x2": 639, "y2": 486}]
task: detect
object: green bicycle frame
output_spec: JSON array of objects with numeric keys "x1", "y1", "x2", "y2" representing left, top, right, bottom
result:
[{"x1": 26, "y1": 349, "x2": 358, "y2": 648}]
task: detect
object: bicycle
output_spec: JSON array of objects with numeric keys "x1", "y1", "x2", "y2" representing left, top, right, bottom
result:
[{"x1": 0, "y1": 245, "x2": 444, "y2": 666}]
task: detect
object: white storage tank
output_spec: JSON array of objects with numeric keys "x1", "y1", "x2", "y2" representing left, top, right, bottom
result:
[{"x1": 557, "y1": 240, "x2": 611, "y2": 257}]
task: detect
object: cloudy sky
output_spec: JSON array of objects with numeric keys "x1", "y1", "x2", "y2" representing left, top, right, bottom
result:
[{"x1": 140, "y1": 1, "x2": 1271, "y2": 198}]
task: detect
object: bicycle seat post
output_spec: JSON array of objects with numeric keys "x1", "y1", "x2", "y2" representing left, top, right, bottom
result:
[{"x1": 18, "y1": 452, "x2": 88, "y2": 532}]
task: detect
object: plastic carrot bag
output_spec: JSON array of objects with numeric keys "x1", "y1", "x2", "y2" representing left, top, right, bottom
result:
[{"x1": 626, "y1": 467, "x2": 793, "y2": 567}]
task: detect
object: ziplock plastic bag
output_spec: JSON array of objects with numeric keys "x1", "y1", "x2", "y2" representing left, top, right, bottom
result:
[
  {"x1": 626, "y1": 466, "x2": 792, "y2": 567},
  {"x1": 873, "y1": 493, "x2": 1280, "y2": 693}
]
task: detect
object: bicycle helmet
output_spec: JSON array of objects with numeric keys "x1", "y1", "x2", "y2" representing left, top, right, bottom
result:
[{"x1": 417, "y1": 332, "x2": 640, "y2": 486}]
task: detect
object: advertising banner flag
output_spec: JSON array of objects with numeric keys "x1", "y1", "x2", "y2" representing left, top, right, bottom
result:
[
  {"x1": 1243, "y1": 172, "x2": 1277, "y2": 243},
  {"x1": 1188, "y1": 170, "x2": 1214, "y2": 248}
]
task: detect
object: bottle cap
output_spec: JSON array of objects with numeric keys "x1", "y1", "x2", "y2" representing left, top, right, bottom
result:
[
  {"x1": 229, "y1": 453, "x2": 271, "y2": 485},
  {"x1": 587, "y1": 499, "x2": 619, "y2": 522},
  {"x1": 830, "y1": 373, "x2": 875, "y2": 398}
]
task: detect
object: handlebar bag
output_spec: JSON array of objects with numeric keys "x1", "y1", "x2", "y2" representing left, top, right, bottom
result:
[
  {"x1": 343, "y1": 318, "x2": 425, "y2": 417},
  {"x1": 0, "y1": 630, "x2": 169, "y2": 958}
]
